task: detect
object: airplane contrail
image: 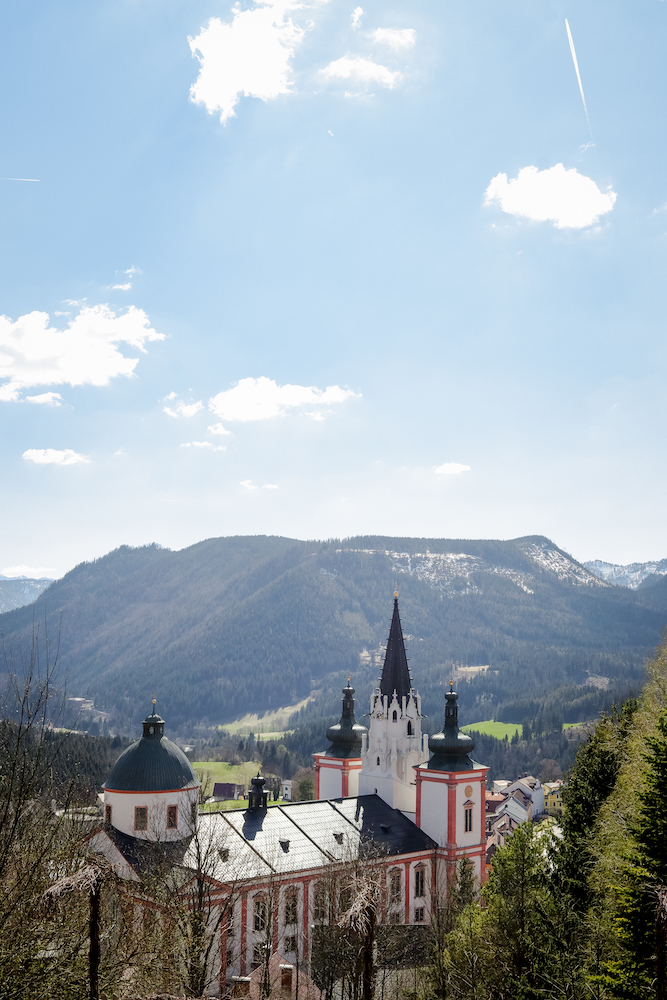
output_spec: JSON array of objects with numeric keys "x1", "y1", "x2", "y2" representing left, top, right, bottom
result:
[
  {"x1": 565, "y1": 19, "x2": 593, "y2": 141},
  {"x1": 0, "y1": 177, "x2": 40, "y2": 182}
]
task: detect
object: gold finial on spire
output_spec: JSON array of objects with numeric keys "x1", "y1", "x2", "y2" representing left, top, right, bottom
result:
[
  {"x1": 152, "y1": 691, "x2": 157, "y2": 707},
  {"x1": 394, "y1": 589, "x2": 398, "y2": 598},
  {"x1": 347, "y1": 675, "x2": 351, "y2": 685},
  {"x1": 449, "y1": 680, "x2": 453, "y2": 690}
]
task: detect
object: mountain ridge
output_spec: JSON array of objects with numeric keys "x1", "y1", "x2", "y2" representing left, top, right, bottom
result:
[{"x1": 1, "y1": 534, "x2": 664, "y2": 734}]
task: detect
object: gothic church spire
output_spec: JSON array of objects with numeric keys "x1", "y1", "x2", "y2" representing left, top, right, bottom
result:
[{"x1": 379, "y1": 594, "x2": 412, "y2": 702}]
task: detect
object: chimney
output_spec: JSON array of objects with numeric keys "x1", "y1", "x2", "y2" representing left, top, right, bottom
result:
[{"x1": 248, "y1": 773, "x2": 268, "y2": 812}]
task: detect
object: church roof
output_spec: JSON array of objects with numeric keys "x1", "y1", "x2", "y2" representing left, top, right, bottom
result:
[
  {"x1": 379, "y1": 596, "x2": 412, "y2": 702},
  {"x1": 193, "y1": 795, "x2": 435, "y2": 880},
  {"x1": 100, "y1": 795, "x2": 435, "y2": 883},
  {"x1": 104, "y1": 706, "x2": 199, "y2": 793}
]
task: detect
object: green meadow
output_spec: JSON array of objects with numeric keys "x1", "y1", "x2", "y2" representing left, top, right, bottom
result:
[
  {"x1": 460, "y1": 720, "x2": 522, "y2": 740},
  {"x1": 192, "y1": 760, "x2": 259, "y2": 785},
  {"x1": 461, "y1": 719, "x2": 587, "y2": 740}
]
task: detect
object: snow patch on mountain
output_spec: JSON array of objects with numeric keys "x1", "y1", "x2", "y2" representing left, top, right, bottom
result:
[
  {"x1": 339, "y1": 540, "x2": 605, "y2": 598},
  {"x1": 0, "y1": 577, "x2": 53, "y2": 614},
  {"x1": 520, "y1": 541, "x2": 606, "y2": 587},
  {"x1": 584, "y1": 558, "x2": 667, "y2": 589},
  {"x1": 341, "y1": 549, "x2": 535, "y2": 597}
]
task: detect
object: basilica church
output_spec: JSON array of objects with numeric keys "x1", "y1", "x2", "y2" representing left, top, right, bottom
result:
[{"x1": 92, "y1": 594, "x2": 488, "y2": 994}]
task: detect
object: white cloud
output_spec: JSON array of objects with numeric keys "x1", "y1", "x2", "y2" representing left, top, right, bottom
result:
[
  {"x1": 209, "y1": 376, "x2": 357, "y2": 422},
  {"x1": 240, "y1": 479, "x2": 278, "y2": 489},
  {"x1": 0, "y1": 304, "x2": 163, "y2": 402},
  {"x1": 124, "y1": 266, "x2": 142, "y2": 276},
  {"x1": 25, "y1": 392, "x2": 63, "y2": 406},
  {"x1": 2, "y1": 565, "x2": 57, "y2": 578},
  {"x1": 434, "y1": 462, "x2": 471, "y2": 475},
  {"x1": 371, "y1": 28, "x2": 415, "y2": 50},
  {"x1": 351, "y1": 6, "x2": 363, "y2": 28},
  {"x1": 112, "y1": 282, "x2": 132, "y2": 291},
  {"x1": 321, "y1": 55, "x2": 401, "y2": 89},
  {"x1": 164, "y1": 396, "x2": 204, "y2": 418},
  {"x1": 23, "y1": 448, "x2": 90, "y2": 466},
  {"x1": 208, "y1": 422, "x2": 232, "y2": 436},
  {"x1": 484, "y1": 164, "x2": 617, "y2": 229},
  {"x1": 189, "y1": 1, "x2": 322, "y2": 124},
  {"x1": 180, "y1": 441, "x2": 226, "y2": 451}
]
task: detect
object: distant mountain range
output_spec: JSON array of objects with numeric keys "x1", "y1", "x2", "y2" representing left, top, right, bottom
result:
[
  {"x1": 584, "y1": 558, "x2": 667, "y2": 590},
  {"x1": 0, "y1": 576, "x2": 52, "y2": 614},
  {"x1": 1, "y1": 534, "x2": 666, "y2": 736}
]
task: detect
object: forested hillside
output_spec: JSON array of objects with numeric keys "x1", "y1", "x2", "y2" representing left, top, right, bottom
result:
[{"x1": 1, "y1": 533, "x2": 666, "y2": 734}]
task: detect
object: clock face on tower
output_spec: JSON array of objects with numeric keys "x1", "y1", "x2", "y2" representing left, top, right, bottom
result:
[{"x1": 464, "y1": 785, "x2": 473, "y2": 797}]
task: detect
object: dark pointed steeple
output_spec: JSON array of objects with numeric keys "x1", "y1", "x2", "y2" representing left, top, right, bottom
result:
[
  {"x1": 325, "y1": 679, "x2": 367, "y2": 758},
  {"x1": 379, "y1": 594, "x2": 412, "y2": 702}
]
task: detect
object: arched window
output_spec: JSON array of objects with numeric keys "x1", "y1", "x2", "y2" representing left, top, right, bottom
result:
[
  {"x1": 284, "y1": 888, "x2": 298, "y2": 925},
  {"x1": 254, "y1": 895, "x2": 268, "y2": 931},
  {"x1": 414, "y1": 866, "x2": 425, "y2": 898},
  {"x1": 376, "y1": 756, "x2": 381, "y2": 766},
  {"x1": 389, "y1": 869, "x2": 401, "y2": 904},
  {"x1": 407, "y1": 721, "x2": 413, "y2": 736},
  {"x1": 392, "y1": 710, "x2": 397, "y2": 722},
  {"x1": 313, "y1": 882, "x2": 327, "y2": 922}
]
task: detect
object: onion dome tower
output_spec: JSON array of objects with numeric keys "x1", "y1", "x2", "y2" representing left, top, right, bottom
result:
[
  {"x1": 313, "y1": 680, "x2": 367, "y2": 799},
  {"x1": 426, "y1": 685, "x2": 476, "y2": 769},
  {"x1": 103, "y1": 700, "x2": 200, "y2": 842},
  {"x1": 415, "y1": 683, "x2": 489, "y2": 884},
  {"x1": 358, "y1": 594, "x2": 428, "y2": 816}
]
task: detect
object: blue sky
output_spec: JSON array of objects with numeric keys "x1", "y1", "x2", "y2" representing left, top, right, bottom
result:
[{"x1": 1, "y1": 0, "x2": 666, "y2": 577}]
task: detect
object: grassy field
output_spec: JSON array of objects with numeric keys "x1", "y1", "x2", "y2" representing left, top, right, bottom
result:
[
  {"x1": 199, "y1": 797, "x2": 290, "y2": 813},
  {"x1": 192, "y1": 761, "x2": 259, "y2": 786},
  {"x1": 460, "y1": 720, "x2": 522, "y2": 740},
  {"x1": 461, "y1": 719, "x2": 589, "y2": 739},
  {"x1": 217, "y1": 695, "x2": 315, "y2": 738}
]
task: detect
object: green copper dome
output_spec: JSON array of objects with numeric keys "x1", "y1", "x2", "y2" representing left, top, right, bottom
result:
[{"x1": 104, "y1": 707, "x2": 199, "y2": 793}]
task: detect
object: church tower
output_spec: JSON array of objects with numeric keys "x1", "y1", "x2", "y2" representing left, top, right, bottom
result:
[
  {"x1": 313, "y1": 680, "x2": 367, "y2": 799},
  {"x1": 415, "y1": 683, "x2": 489, "y2": 884},
  {"x1": 358, "y1": 594, "x2": 428, "y2": 818}
]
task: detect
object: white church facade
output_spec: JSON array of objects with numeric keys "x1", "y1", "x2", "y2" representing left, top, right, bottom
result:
[{"x1": 91, "y1": 595, "x2": 489, "y2": 994}]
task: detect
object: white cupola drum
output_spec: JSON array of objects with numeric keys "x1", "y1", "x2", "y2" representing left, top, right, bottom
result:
[{"x1": 102, "y1": 700, "x2": 200, "y2": 841}]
